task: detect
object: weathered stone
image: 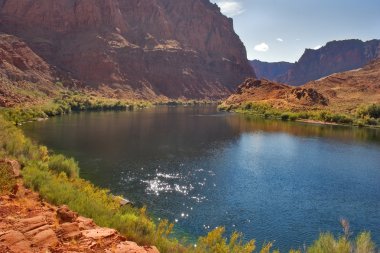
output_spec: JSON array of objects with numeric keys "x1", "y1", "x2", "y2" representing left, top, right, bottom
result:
[
  {"x1": 24, "y1": 224, "x2": 51, "y2": 237},
  {"x1": 32, "y1": 229, "x2": 59, "y2": 248},
  {"x1": 76, "y1": 216, "x2": 95, "y2": 230},
  {"x1": 1, "y1": 179, "x2": 160, "y2": 253},
  {"x1": 82, "y1": 228, "x2": 117, "y2": 240},
  {"x1": 114, "y1": 241, "x2": 160, "y2": 253},
  {"x1": 0, "y1": 230, "x2": 32, "y2": 253},
  {"x1": 57, "y1": 222, "x2": 82, "y2": 240},
  {"x1": 57, "y1": 205, "x2": 78, "y2": 223}
]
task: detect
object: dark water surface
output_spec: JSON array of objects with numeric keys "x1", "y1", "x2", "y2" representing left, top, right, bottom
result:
[{"x1": 22, "y1": 106, "x2": 380, "y2": 250}]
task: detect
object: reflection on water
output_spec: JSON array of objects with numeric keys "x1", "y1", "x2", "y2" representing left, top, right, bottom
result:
[{"x1": 22, "y1": 106, "x2": 380, "y2": 251}]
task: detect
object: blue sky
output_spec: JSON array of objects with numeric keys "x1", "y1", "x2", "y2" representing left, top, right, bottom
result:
[{"x1": 211, "y1": 0, "x2": 380, "y2": 62}]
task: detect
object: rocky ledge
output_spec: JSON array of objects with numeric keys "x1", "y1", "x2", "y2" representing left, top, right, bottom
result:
[{"x1": 0, "y1": 178, "x2": 159, "y2": 253}]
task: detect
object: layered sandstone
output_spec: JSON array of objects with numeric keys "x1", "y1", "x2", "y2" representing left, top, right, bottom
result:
[
  {"x1": 0, "y1": 177, "x2": 159, "y2": 253},
  {"x1": 0, "y1": 0, "x2": 254, "y2": 100},
  {"x1": 0, "y1": 34, "x2": 63, "y2": 107}
]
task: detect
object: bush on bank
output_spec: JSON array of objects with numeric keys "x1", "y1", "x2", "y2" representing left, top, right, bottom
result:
[
  {"x1": 0, "y1": 93, "x2": 151, "y2": 125},
  {"x1": 219, "y1": 102, "x2": 380, "y2": 127}
]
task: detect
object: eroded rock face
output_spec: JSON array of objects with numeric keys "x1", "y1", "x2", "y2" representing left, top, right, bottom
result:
[
  {"x1": 0, "y1": 34, "x2": 54, "y2": 83},
  {"x1": 0, "y1": 183, "x2": 160, "y2": 253},
  {"x1": 0, "y1": 34, "x2": 62, "y2": 107},
  {"x1": 0, "y1": 0, "x2": 254, "y2": 99},
  {"x1": 222, "y1": 78, "x2": 329, "y2": 109},
  {"x1": 278, "y1": 39, "x2": 380, "y2": 86},
  {"x1": 222, "y1": 59, "x2": 380, "y2": 113}
]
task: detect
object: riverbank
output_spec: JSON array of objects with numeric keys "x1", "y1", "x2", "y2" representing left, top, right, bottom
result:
[
  {"x1": 0, "y1": 115, "x2": 182, "y2": 252},
  {"x1": 218, "y1": 102, "x2": 380, "y2": 129},
  {"x1": 0, "y1": 170, "x2": 159, "y2": 253}
]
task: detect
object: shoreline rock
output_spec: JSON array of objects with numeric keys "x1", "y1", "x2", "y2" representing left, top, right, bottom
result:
[{"x1": 0, "y1": 183, "x2": 159, "y2": 253}]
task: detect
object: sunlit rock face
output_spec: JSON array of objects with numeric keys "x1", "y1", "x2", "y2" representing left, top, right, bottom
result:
[{"x1": 0, "y1": 0, "x2": 254, "y2": 99}]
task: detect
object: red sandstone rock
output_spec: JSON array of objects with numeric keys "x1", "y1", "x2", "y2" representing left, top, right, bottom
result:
[
  {"x1": 31, "y1": 229, "x2": 59, "y2": 248},
  {"x1": 0, "y1": 230, "x2": 32, "y2": 253},
  {"x1": 0, "y1": 182, "x2": 160, "y2": 252},
  {"x1": 82, "y1": 228, "x2": 117, "y2": 240},
  {"x1": 0, "y1": 0, "x2": 254, "y2": 100},
  {"x1": 57, "y1": 205, "x2": 78, "y2": 223}
]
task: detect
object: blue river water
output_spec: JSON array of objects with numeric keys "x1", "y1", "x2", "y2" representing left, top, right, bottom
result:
[{"x1": 21, "y1": 106, "x2": 380, "y2": 251}]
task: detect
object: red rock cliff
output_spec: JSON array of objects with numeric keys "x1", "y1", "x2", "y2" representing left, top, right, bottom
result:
[
  {"x1": 277, "y1": 39, "x2": 380, "y2": 86},
  {"x1": 0, "y1": 0, "x2": 254, "y2": 99}
]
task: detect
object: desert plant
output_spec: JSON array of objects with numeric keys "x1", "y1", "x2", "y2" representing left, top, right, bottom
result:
[{"x1": 48, "y1": 154, "x2": 79, "y2": 178}]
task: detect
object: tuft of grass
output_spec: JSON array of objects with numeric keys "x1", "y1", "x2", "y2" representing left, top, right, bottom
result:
[
  {"x1": 48, "y1": 154, "x2": 79, "y2": 178},
  {"x1": 192, "y1": 227, "x2": 255, "y2": 253}
]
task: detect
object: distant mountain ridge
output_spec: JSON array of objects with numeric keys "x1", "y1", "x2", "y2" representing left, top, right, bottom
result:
[
  {"x1": 250, "y1": 60, "x2": 293, "y2": 80},
  {"x1": 251, "y1": 39, "x2": 380, "y2": 86},
  {"x1": 0, "y1": 0, "x2": 254, "y2": 101}
]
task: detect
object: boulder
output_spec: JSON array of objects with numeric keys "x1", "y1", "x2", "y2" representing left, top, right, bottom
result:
[
  {"x1": 57, "y1": 205, "x2": 78, "y2": 223},
  {"x1": 0, "y1": 230, "x2": 32, "y2": 253},
  {"x1": 82, "y1": 228, "x2": 117, "y2": 240},
  {"x1": 31, "y1": 229, "x2": 59, "y2": 248}
]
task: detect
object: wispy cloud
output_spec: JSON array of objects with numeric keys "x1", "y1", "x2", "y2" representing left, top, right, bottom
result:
[
  {"x1": 276, "y1": 38, "x2": 284, "y2": 42},
  {"x1": 254, "y1": 42, "x2": 269, "y2": 52},
  {"x1": 216, "y1": 1, "x2": 244, "y2": 17},
  {"x1": 313, "y1": 45, "x2": 322, "y2": 50}
]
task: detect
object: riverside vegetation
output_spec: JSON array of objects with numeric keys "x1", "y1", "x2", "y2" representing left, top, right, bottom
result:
[
  {"x1": 218, "y1": 102, "x2": 380, "y2": 128},
  {"x1": 0, "y1": 91, "x2": 152, "y2": 125},
  {"x1": 0, "y1": 104, "x2": 378, "y2": 253}
]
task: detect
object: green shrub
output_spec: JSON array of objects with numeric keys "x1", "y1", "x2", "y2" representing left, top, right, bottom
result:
[
  {"x1": 306, "y1": 231, "x2": 376, "y2": 253},
  {"x1": 0, "y1": 163, "x2": 16, "y2": 194},
  {"x1": 48, "y1": 154, "x2": 79, "y2": 178},
  {"x1": 355, "y1": 232, "x2": 375, "y2": 253},
  {"x1": 366, "y1": 104, "x2": 380, "y2": 119},
  {"x1": 357, "y1": 104, "x2": 380, "y2": 119},
  {"x1": 0, "y1": 116, "x2": 44, "y2": 164},
  {"x1": 193, "y1": 227, "x2": 255, "y2": 253},
  {"x1": 289, "y1": 114, "x2": 298, "y2": 121},
  {"x1": 281, "y1": 113, "x2": 290, "y2": 121},
  {"x1": 365, "y1": 118, "x2": 378, "y2": 126}
]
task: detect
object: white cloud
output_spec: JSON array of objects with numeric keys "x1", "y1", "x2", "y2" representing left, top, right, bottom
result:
[
  {"x1": 313, "y1": 45, "x2": 322, "y2": 50},
  {"x1": 216, "y1": 1, "x2": 244, "y2": 17},
  {"x1": 296, "y1": 38, "x2": 301, "y2": 41},
  {"x1": 276, "y1": 38, "x2": 284, "y2": 42},
  {"x1": 254, "y1": 42, "x2": 269, "y2": 52}
]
